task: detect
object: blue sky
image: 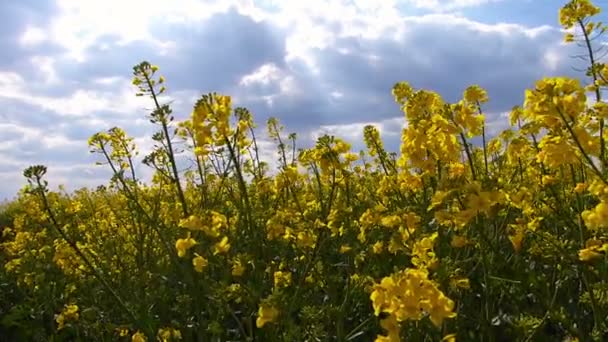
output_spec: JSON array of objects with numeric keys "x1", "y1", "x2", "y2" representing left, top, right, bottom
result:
[{"x1": 0, "y1": 0, "x2": 603, "y2": 200}]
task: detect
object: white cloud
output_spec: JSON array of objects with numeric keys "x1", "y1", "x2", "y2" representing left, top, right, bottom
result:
[
  {"x1": 330, "y1": 91, "x2": 344, "y2": 99},
  {"x1": 0, "y1": 123, "x2": 85, "y2": 152},
  {"x1": 0, "y1": 123, "x2": 40, "y2": 152},
  {"x1": 0, "y1": 72, "x2": 26, "y2": 94},
  {"x1": 0, "y1": 74, "x2": 150, "y2": 117},
  {"x1": 543, "y1": 50, "x2": 561, "y2": 72},
  {"x1": 240, "y1": 63, "x2": 282, "y2": 86},
  {"x1": 311, "y1": 116, "x2": 405, "y2": 143},
  {"x1": 50, "y1": 0, "x2": 239, "y2": 61},
  {"x1": 93, "y1": 76, "x2": 124, "y2": 86},
  {"x1": 30, "y1": 56, "x2": 59, "y2": 84},
  {"x1": 400, "y1": 13, "x2": 553, "y2": 37},
  {"x1": 19, "y1": 26, "x2": 48, "y2": 46},
  {"x1": 406, "y1": 0, "x2": 504, "y2": 12},
  {"x1": 236, "y1": 63, "x2": 302, "y2": 106}
]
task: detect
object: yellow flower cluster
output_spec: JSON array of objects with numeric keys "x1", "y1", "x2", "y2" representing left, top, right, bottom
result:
[
  {"x1": 157, "y1": 327, "x2": 183, "y2": 341},
  {"x1": 55, "y1": 304, "x2": 79, "y2": 330},
  {"x1": 256, "y1": 303, "x2": 279, "y2": 328},
  {"x1": 370, "y1": 268, "x2": 456, "y2": 340},
  {"x1": 190, "y1": 93, "x2": 251, "y2": 156},
  {"x1": 578, "y1": 239, "x2": 608, "y2": 261},
  {"x1": 582, "y1": 180, "x2": 608, "y2": 231}
]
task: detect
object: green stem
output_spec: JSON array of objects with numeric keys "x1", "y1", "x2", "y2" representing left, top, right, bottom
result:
[
  {"x1": 459, "y1": 132, "x2": 477, "y2": 181},
  {"x1": 577, "y1": 18, "x2": 605, "y2": 171},
  {"x1": 142, "y1": 71, "x2": 189, "y2": 217},
  {"x1": 555, "y1": 106, "x2": 608, "y2": 185}
]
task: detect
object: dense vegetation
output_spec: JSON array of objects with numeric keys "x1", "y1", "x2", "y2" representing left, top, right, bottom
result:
[{"x1": 2, "y1": 0, "x2": 608, "y2": 341}]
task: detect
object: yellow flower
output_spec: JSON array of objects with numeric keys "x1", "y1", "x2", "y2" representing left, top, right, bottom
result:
[
  {"x1": 232, "y1": 259, "x2": 245, "y2": 276},
  {"x1": 297, "y1": 231, "x2": 316, "y2": 248},
  {"x1": 429, "y1": 190, "x2": 450, "y2": 210},
  {"x1": 274, "y1": 271, "x2": 292, "y2": 288},
  {"x1": 450, "y1": 235, "x2": 468, "y2": 248},
  {"x1": 464, "y1": 85, "x2": 488, "y2": 104},
  {"x1": 132, "y1": 331, "x2": 147, "y2": 342},
  {"x1": 509, "y1": 229, "x2": 525, "y2": 253},
  {"x1": 559, "y1": 0, "x2": 600, "y2": 29},
  {"x1": 380, "y1": 215, "x2": 401, "y2": 228},
  {"x1": 213, "y1": 236, "x2": 231, "y2": 255},
  {"x1": 157, "y1": 327, "x2": 182, "y2": 341},
  {"x1": 179, "y1": 215, "x2": 204, "y2": 230},
  {"x1": 442, "y1": 333, "x2": 457, "y2": 342},
  {"x1": 375, "y1": 315, "x2": 401, "y2": 342},
  {"x1": 56, "y1": 304, "x2": 79, "y2": 330},
  {"x1": 175, "y1": 234, "x2": 197, "y2": 258},
  {"x1": 578, "y1": 240, "x2": 607, "y2": 262},
  {"x1": 450, "y1": 277, "x2": 471, "y2": 290},
  {"x1": 371, "y1": 268, "x2": 455, "y2": 327},
  {"x1": 411, "y1": 233, "x2": 438, "y2": 270},
  {"x1": 447, "y1": 162, "x2": 466, "y2": 178},
  {"x1": 578, "y1": 247, "x2": 602, "y2": 262},
  {"x1": 192, "y1": 254, "x2": 208, "y2": 273},
  {"x1": 582, "y1": 200, "x2": 608, "y2": 231},
  {"x1": 339, "y1": 245, "x2": 352, "y2": 253},
  {"x1": 427, "y1": 294, "x2": 457, "y2": 326},
  {"x1": 372, "y1": 241, "x2": 384, "y2": 254},
  {"x1": 256, "y1": 304, "x2": 279, "y2": 328}
]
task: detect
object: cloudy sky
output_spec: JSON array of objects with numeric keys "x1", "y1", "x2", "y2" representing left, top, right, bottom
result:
[{"x1": 0, "y1": 0, "x2": 604, "y2": 200}]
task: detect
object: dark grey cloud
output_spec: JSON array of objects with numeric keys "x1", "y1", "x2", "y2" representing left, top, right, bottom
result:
[
  {"x1": 56, "y1": 36, "x2": 159, "y2": 85},
  {"x1": 50, "y1": 7, "x2": 286, "y2": 95},
  {"x1": 152, "y1": 7, "x2": 287, "y2": 92},
  {"x1": 309, "y1": 21, "x2": 581, "y2": 127},
  {"x1": 252, "y1": 19, "x2": 589, "y2": 154},
  {"x1": 223, "y1": 18, "x2": 583, "y2": 151}
]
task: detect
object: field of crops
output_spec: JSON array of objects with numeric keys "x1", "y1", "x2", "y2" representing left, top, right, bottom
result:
[{"x1": 1, "y1": 0, "x2": 608, "y2": 341}]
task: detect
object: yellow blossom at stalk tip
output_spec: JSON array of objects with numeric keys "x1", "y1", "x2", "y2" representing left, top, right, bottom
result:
[
  {"x1": 450, "y1": 277, "x2": 471, "y2": 290},
  {"x1": 339, "y1": 244, "x2": 352, "y2": 253},
  {"x1": 450, "y1": 235, "x2": 469, "y2": 248},
  {"x1": 175, "y1": 234, "x2": 197, "y2": 258},
  {"x1": 192, "y1": 254, "x2": 208, "y2": 273},
  {"x1": 55, "y1": 304, "x2": 79, "y2": 330},
  {"x1": 375, "y1": 315, "x2": 400, "y2": 342},
  {"x1": 256, "y1": 304, "x2": 279, "y2": 328},
  {"x1": 578, "y1": 247, "x2": 603, "y2": 262},
  {"x1": 157, "y1": 327, "x2": 182, "y2": 341},
  {"x1": 132, "y1": 331, "x2": 147, "y2": 342},
  {"x1": 274, "y1": 271, "x2": 292, "y2": 288},
  {"x1": 213, "y1": 236, "x2": 231, "y2": 255},
  {"x1": 372, "y1": 241, "x2": 384, "y2": 254},
  {"x1": 442, "y1": 334, "x2": 457, "y2": 342},
  {"x1": 370, "y1": 268, "x2": 456, "y2": 327},
  {"x1": 231, "y1": 258, "x2": 245, "y2": 276},
  {"x1": 509, "y1": 229, "x2": 525, "y2": 253},
  {"x1": 578, "y1": 239, "x2": 607, "y2": 261}
]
